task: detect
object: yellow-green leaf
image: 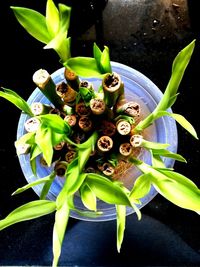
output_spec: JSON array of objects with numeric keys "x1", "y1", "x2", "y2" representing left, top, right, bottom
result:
[
  {"x1": 12, "y1": 175, "x2": 52, "y2": 196},
  {"x1": 53, "y1": 201, "x2": 69, "y2": 267},
  {"x1": 0, "y1": 200, "x2": 56, "y2": 231},
  {"x1": 151, "y1": 174, "x2": 200, "y2": 212},
  {"x1": 168, "y1": 113, "x2": 198, "y2": 139},
  {"x1": 86, "y1": 173, "x2": 131, "y2": 206},
  {"x1": 46, "y1": 0, "x2": 60, "y2": 37},
  {"x1": 65, "y1": 57, "x2": 105, "y2": 78},
  {"x1": 130, "y1": 173, "x2": 151, "y2": 200},
  {"x1": 58, "y1": 3, "x2": 71, "y2": 35},
  {"x1": 0, "y1": 87, "x2": 33, "y2": 116},
  {"x1": 116, "y1": 205, "x2": 126, "y2": 252},
  {"x1": 11, "y1": 6, "x2": 51, "y2": 44},
  {"x1": 80, "y1": 183, "x2": 97, "y2": 211},
  {"x1": 35, "y1": 126, "x2": 53, "y2": 166},
  {"x1": 101, "y1": 46, "x2": 112, "y2": 73}
]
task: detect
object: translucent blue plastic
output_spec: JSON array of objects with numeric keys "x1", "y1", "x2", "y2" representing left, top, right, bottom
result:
[{"x1": 17, "y1": 62, "x2": 178, "y2": 221}]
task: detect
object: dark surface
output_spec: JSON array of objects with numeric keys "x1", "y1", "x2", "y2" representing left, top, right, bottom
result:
[{"x1": 0, "y1": 0, "x2": 200, "y2": 266}]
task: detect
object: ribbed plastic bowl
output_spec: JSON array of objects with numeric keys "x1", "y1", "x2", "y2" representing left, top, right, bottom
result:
[{"x1": 17, "y1": 62, "x2": 178, "y2": 221}]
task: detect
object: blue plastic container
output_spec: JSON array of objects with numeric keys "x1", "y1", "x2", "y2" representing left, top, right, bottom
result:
[{"x1": 17, "y1": 62, "x2": 178, "y2": 221}]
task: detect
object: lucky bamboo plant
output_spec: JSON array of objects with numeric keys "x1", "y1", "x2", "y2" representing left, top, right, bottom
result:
[{"x1": 0, "y1": 1, "x2": 199, "y2": 266}]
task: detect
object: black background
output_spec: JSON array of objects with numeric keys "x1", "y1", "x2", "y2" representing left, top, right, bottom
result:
[{"x1": 0, "y1": 0, "x2": 200, "y2": 266}]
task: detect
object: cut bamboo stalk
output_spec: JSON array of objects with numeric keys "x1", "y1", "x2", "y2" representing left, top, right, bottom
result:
[
  {"x1": 24, "y1": 117, "x2": 40, "y2": 132},
  {"x1": 65, "y1": 150, "x2": 76, "y2": 164},
  {"x1": 90, "y1": 98, "x2": 106, "y2": 115},
  {"x1": 75, "y1": 102, "x2": 91, "y2": 116},
  {"x1": 64, "y1": 68, "x2": 80, "y2": 91},
  {"x1": 16, "y1": 143, "x2": 31, "y2": 155},
  {"x1": 102, "y1": 72, "x2": 124, "y2": 108},
  {"x1": 56, "y1": 81, "x2": 77, "y2": 106},
  {"x1": 64, "y1": 114, "x2": 77, "y2": 127},
  {"x1": 97, "y1": 136, "x2": 113, "y2": 152},
  {"x1": 54, "y1": 161, "x2": 68, "y2": 177},
  {"x1": 62, "y1": 104, "x2": 73, "y2": 115},
  {"x1": 102, "y1": 162, "x2": 115, "y2": 176},
  {"x1": 119, "y1": 143, "x2": 133, "y2": 156},
  {"x1": 40, "y1": 157, "x2": 48, "y2": 167},
  {"x1": 100, "y1": 120, "x2": 116, "y2": 137},
  {"x1": 116, "y1": 100, "x2": 140, "y2": 117},
  {"x1": 78, "y1": 116, "x2": 93, "y2": 132},
  {"x1": 30, "y1": 102, "x2": 51, "y2": 116},
  {"x1": 116, "y1": 119, "x2": 131, "y2": 135},
  {"x1": 54, "y1": 141, "x2": 65, "y2": 151},
  {"x1": 79, "y1": 80, "x2": 93, "y2": 90},
  {"x1": 130, "y1": 134, "x2": 143, "y2": 147},
  {"x1": 32, "y1": 69, "x2": 63, "y2": 108}
]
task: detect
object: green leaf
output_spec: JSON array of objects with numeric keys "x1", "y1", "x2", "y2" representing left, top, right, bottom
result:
[
  {"x1": 152, "y1": 148, "x2": 187, "y2": 163},
  {"x1": 35, "y1": 125, "x2": 53, "y2": 166},
  {"x1": 66, "y1": 157, "x2": 78, "y2": 174},
  {"x1": 30, "y1": 144, "x2": 42, "y2": 161},
  {"x1": 30, "y1": 157, "x2": 37, "y2": 177},
  {"x1": 130, "y1": 202, "x2": 142, "y2": 220},
  {"x1": 135, "y1": 40, "x2": 195, "y2": 132},
  {"x1": 64, "y1": 57, "x2": 105, "y2": 78},
  {"x1": 79, "y1": 87, "x2": 95, "y2": 103},
  {"x1": 159, "y1": 169, "x2": 199, "y2": 189},
  {"x1": 167, "y1": 93, "x2": 179, "y2": 107},
  {"x1": 0, "y1": 200, "x2": 56, "y2": 231},
  {"x1": 45, "y1": 34, "x2": 71, "y2": 62},
  {"x1": 53, "y1": 201, "x2": 70, "y2": 267},
  {"x1": 167, "y1": 112, "x2": 198, "y2": 139},
  {"x1": 142, "y1": 139, "x2": 170, "y2": 150},
  {"x1": 93, "y1": 43, "x2": 112, "y2": 73},
  {"x1": 29, "y1": 144, "x2": 41, "y2": 177},
  {"x1": 156, "y1": 39, "x2": 196, "y2": 111},
  {"x1": 130, "y1": 173, "x2": 151, "y2": 200},
  {"x1": 86, "y1": 173, "x2": 131, "y2": 206},
  {"x1": 132, "y1": 158, "x2": 200, "y2": 212},
  {"x1": 93, "y1": 42, "x2": 103, "y2": 72},
  {"x1": 78, "y1": 132, "x2": 98, "y2": 170},
  {"x1": 46, "y1": 0, "x2": 60, "y2": 37},
  {"x1": 58, "y1": 3, "x2": 71, "y2": 35},
  {"x1": 40, "y1": 172, "x2": 56, "y2": 200},
  {"x1": 56, "y1": 132, "x2": 98, "y2": 205},
  {"x1": 66, "y1": 172, "x2": 87, "y2": 198},
  {"x1": 15, "y1": 132, "x2": 35, "y2": 148},
  {"x1": 11, "y1": 6, "x2": 51, "y2": 44},
  {"x1": 108, "y1": 154, "x2": 118, "y2": 167},
  {"x1": 12, "y1": 175, "x2": 53, "y2": 196},
  {"x1": 154, "y1": 110, "x2": 198, "y2": 140},
  {"x1": 150, "y1": 150, "x2": 166, "y2": 168},
  {"x1": 116, "y1": 205, "x2": 126, "y2": 252},
  {"x1": 38, "y1": 114, "x2": 71, "y2": 135},
  {"x1": 101, "y1": 46, "x2": 112, "y2": 73},
  {"x1": 80, "y1": 183, "x2": 97, "y2": 211},
  {"x1": 68, "y1": 196, "x2": 102, "y2": 218},
  {"x1": 51, "y1": 132, "x2": 65, "y2": 147},
  {"x1": 70, "y1": 208, "x2": 103, "y2": 218},
  {"x1": 150, "y1": 171, "x2": 200, "y2": 212},
  {"x1": 0, "y1": 88, "x2": 33, "y2": 116}
]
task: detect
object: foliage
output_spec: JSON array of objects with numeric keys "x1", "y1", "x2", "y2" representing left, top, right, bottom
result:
[{"x1": 0, "y1": 1, "x2": 199, "y2": 267}]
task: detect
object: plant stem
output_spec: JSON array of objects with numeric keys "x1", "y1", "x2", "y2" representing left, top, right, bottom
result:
[
  {"x1": 32, "y1": 69, "x2": 63, "y2": 108},
  {"x1": 64, "y1": 68, "x2": 80, "y2": 91},
  {"x1": 102, "y1": 72, "x2": 124, "y2": 107}
]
